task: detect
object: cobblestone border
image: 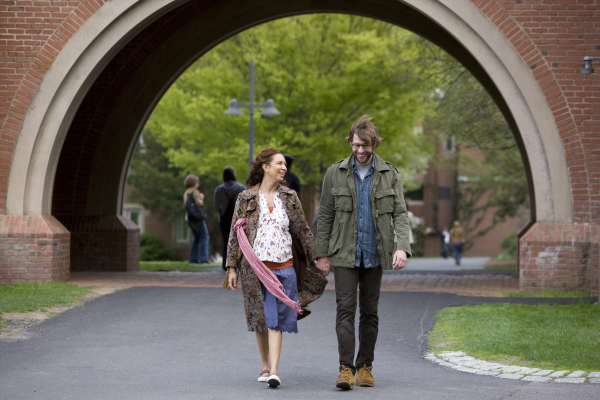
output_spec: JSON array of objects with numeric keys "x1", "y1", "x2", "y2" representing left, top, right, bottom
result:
[{"x1": 425, "y1": 351, "x2": 600, "y2": 384}]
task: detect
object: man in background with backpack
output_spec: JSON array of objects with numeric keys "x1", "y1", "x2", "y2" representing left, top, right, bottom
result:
[
  {"x1": 183, "y1": 174, "x2": 210, "y2": 264},
  {"x1": 214, "y1": 166, "x2": 246, "y2": 271}
]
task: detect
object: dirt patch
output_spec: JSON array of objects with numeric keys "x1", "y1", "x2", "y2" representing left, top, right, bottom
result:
[
  {"x1": 0, "y1": 287, "x2": 120, "y2": 342},
  {"x1": 436, "y1": 341, "x2": 460, "y2": 347}
]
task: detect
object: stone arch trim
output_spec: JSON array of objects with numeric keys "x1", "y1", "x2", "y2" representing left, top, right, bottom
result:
[
  {"x1": 469, "y1": 0, "x2": 588, "y2": 222},
  {"x1": 5, "y1": 0, "x2": 573, "y2": 225},
  {"x1": 4, "y1": 0, "x2": 190, "y2": 216}
]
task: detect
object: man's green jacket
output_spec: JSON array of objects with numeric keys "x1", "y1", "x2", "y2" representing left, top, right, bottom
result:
[{"x1": 316, "y1": 153, "x2": 412, "y2": 270}]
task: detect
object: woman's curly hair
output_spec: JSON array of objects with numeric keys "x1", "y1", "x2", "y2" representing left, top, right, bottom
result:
[{"x1": 246, "y1": 148, "x2": 284, "y2": 187}]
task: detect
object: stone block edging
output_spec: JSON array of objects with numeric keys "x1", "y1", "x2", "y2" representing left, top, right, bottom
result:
[{"x1": 425, "y1": 351, "x2": 599, "y2": 384}]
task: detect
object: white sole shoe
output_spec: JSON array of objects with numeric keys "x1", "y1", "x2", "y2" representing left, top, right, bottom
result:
[
  {"x1": 258, "y1": 370, "x2": 270, "y2": 382},
  {"x1": 267, "y1": 374, "x2": 281, "y2": 388}
]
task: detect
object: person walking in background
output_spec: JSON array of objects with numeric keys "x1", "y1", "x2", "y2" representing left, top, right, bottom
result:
[
  {"x1": 183, "y1": 174, "x2": 209, "y2": 264},
  {"x1": 283, "y1": 154, "x2": 301, "y2": 199},
  {"x1": 214, "y1": 166, "x2": 246, "y2": 271},
  {"x1": 449, "y1": 221, "x2": 465, "y2": 265},
  {"x1": 440, "y1": 226, "x2": 450, "y2": 259},
  {"x1": 316, "y1": 115, "x2": 412, "y2": 390},
  {"x1": 226, "y1": 148, "x2": 326, "y2": 388}
]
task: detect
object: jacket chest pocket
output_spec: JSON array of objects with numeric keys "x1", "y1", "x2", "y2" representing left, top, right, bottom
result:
[
  {"x1": 331, "y1": 187, "x2": 353, "y2": 217},
  {"x1": 375, "y1": 189, "x2": 395, "y2": 214}
]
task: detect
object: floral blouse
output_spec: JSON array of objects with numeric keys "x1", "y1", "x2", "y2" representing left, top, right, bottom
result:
[{"x1": 253, "y1": 191, "x2": 293, "y2": 263}]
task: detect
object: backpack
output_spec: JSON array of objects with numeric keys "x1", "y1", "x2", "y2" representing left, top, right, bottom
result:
[{"x1": 186, "y1": 191, "x2": 207, "y2": 223}]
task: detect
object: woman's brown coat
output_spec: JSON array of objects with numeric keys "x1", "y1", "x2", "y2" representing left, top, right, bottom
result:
[{"x1": 226, "y1": 184, "x2": 327, "y2": 332}]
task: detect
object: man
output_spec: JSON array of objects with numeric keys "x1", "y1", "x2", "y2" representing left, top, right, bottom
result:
[
  {"x1": 283, "y1": 154, "x2": 301, "y2": 198},
  {"x1": 214, "y1": 166, "x2": 245, "y2": 271},
  {"x1": 316, "y1": 115, "x2": 411, "y2": 390}
]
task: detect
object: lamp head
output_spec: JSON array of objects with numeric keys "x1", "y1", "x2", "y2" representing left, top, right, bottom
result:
[
  {"x1": 261, "y1": 99, "x2": 281, "y2": 116},
  {"x1": 225, "y1": 99, "x2": 243, "y2": 115},
  {"x1": 582, "y1": 56, "x2": 594, "y2": 74}
]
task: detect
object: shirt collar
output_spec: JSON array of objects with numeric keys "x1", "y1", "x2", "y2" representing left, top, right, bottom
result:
[{"x1": 352, "y1": 155, "x2": 375, "y2": 170}]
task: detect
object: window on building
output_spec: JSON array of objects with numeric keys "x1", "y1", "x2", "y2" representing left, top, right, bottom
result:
[
  {"x1": 404, "y1": 186, "x2": 424, "y2": 202},
  {"x1": 124, "y1": 208, "x2": 144, "y2": 233},
  {"x1": 443, "y1": 133, "x2": 456, "y2": 154},
  {"x1": 437, "y1": 186, "x2": 452, "y2": 200},
  {"x1": 175, "y1": 216, "x2": 190, "y2": 243}
]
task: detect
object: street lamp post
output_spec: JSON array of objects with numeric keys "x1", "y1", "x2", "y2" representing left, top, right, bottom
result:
[{"x1": 225, "y1": 59, "x2": 280, "y2": 172}]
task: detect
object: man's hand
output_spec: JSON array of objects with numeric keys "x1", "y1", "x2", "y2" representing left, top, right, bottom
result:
[
  {"x1": 227, "y1": 268, "x2": 238, "y2": 290},
  {"x1": 392, "y1": 250, "x2": 407, "y2": 271},
  {"x1": 316, "y1": 257, "x2": 331, "y2": 276}
]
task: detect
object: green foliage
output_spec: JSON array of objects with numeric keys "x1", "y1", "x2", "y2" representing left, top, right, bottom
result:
[
  {"x1": 127, "y1": 133, "x2": 185, "y2": 222},
  {"x1": 128, "y1": 131, "x2": 224, "y2": 256},
  {"x1": 417, "y1": 40, "x2": 529, "y2": 246},
  {"x1": 500, "y1": 232, "x2": 518, "y2": 259},
  {"x1": 430, "y1": 302, "x2": 600, "y2": 371},
  {"x1": 140, "y1": 233, "x2": 176, "y2": 261},
  {"x1": 147, "y1": 14, "x2": 431, "y2": 190},
  {"x1": 0, "y1": 282, "x2": 94, "y2": 314}
]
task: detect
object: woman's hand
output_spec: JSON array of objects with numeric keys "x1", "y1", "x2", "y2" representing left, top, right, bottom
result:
[
  {"x1": 228, "y1": 268, "x2": 238, "y2": 290},
  {"x1": 316, "y1": 257, "x2": 331, "y2": 276}
]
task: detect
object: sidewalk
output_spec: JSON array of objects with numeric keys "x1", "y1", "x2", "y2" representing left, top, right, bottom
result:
[{"x1": 70, "y1": 257, "x2": 519, "y2": 295}]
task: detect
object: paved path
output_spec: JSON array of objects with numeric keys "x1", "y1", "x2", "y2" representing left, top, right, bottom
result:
[
  {"x1": 0, "y1": 288, "x2": 595, "y2": 399},
  {"x1": 70, "y1": 257, "x2": 518, "y2": 295}
]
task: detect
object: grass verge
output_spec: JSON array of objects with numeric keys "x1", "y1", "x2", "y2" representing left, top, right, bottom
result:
[
  {"x1": 139, "y1": 261, "x2": 221, "y2": 271},
  {"x1": 0, "y1": 282, "x2": 95, "y2": 314},
  {"x1": 429, "y1": 302, "x2": 600, "y2": 372}
]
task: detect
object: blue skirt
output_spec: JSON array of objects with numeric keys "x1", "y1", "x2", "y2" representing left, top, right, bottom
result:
[{"x1": 261, "y1": 266, "x2": 299, "y2": 334}]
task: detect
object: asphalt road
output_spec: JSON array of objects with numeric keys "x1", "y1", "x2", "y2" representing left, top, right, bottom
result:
[{"x1": 0, "y1": 287, "x2": 597, "y2": 399}]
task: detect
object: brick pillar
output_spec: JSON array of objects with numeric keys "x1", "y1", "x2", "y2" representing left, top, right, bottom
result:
[
  {"x1": 56, "y1": 215, "x2": 139, "y2": 272},
  {"x1": 519, "y1": 223, "x2": 599, "y2": 296},
  {"x1": 0, "y1": 216, "x2": 70, "y2": 284}
]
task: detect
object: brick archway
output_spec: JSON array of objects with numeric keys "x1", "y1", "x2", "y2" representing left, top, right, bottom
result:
[{"x1": 1, "y1": 1, "x2": 597, "y2": 295}]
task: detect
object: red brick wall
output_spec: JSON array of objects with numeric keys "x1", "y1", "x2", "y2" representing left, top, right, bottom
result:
[
  {"x1": 0, "y1": 1, "x2": 598, "y2": 291},
  {"x1": 0, "y1": 215, "x2": 70, "y2": 284},
  {"x1": 520, "y1": 222, "x2": 599, "y2": 295},
  {"x1": 55, "y1": 215, "x2": 139, "y2": 271},
  {"x1": 0, "y1": 0, "x2": 108, "y2": 214}
]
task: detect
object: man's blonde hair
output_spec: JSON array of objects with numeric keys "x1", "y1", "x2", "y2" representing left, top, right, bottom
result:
[{"x1": 345, "y1": 115, "x2": 383, "y2": 149}]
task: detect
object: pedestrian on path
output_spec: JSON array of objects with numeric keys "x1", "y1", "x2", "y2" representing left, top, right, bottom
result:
[
  {"x1": 440, "y1": 227, "x2": 450, "y2": 259},
  {"x1": 183, "y1": 174, "x2": 209, "y2": 264},
  {"x1": 214, "y1": 166, "x2": 245, "y2": 271},
  {"x1": 226, "y1": 148, "x2": 327, "y2": 388},
  {"x1": 450, "y1": 220, "x2": 465, "y2": 265},
  {"x1": 316, "y1": 115, "x2": 412, "y2": 390}
]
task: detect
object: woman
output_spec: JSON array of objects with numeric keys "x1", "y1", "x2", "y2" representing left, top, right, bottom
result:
[
  {"x1": 449, "y1": 220, "x2": 465, "y2": 266},
  {"x1": 182, "y1": 174, "x2": 209, "y2": 264},
  {"x1": 226, "y1": 148, "x2": 327, "y2": 388}
]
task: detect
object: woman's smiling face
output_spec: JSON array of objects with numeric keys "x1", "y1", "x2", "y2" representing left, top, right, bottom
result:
[{"x1": 264, "y1": 153, "x2": 287, "y2": 183}]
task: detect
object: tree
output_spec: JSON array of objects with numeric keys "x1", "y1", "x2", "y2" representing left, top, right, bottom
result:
[
  {"x1": 146, "y1": 14, "x2": 431, "y2": 190},
  {"x1": 127, "y1": 131, "x2": 222, "y2": 255},
  {"x1": 417, "y1": 41, "x2": 529, "y2": 249}
]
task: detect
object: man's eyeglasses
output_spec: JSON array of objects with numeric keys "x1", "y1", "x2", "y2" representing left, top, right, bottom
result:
[{"x1": 351, "y1": 143, "x2": 372, "y2": 150}]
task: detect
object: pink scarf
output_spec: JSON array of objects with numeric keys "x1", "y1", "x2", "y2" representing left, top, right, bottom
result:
[{"x1": 234, "y1": 218, "x2": 302, "y2": 315}]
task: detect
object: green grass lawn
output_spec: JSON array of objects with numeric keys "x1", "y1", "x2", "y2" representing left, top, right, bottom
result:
[
  {"x1": 430, "y1": 302, "x2": 600, "y2": 371},
  {"x1": 0, "y1": 282, "x2": 95, "y2": 314},
  {"x1": 139, "y1": 261, "x2": 222, "y2": 271}
]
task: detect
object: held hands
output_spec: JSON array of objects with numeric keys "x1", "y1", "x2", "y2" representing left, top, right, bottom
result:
[
  {"x1": 316, "y1": 257, "x2": 331, "y2": 276},
  {"x1": 392, "y1": 250, "x2": 407, "y2": 271},
  {"x1": 227, "y1": 268, "x2": 238, "y2": 290}
]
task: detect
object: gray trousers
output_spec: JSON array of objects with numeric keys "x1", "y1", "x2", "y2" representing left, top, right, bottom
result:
[{"x1": 333, "y1": 264, "x2": 383, "y2": 373}]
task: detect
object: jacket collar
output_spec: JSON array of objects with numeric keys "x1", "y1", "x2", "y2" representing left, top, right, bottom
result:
[
  {"x1": 339, "y1": 152, "x2": 390, "y2": 172},
  {"x1": 242, "y1": 184, "x2": 295, "y2": 200}
]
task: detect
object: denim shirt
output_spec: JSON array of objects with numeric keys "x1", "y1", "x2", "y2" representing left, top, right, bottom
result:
[{"x1": 352, "y1": 156, "x2": 381, "y2": 268}]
